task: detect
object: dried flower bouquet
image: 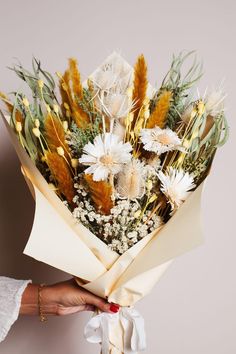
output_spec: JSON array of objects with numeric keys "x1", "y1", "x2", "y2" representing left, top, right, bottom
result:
[{"x1": 0, "y1": 51, "x2": 228, "y2": 354}]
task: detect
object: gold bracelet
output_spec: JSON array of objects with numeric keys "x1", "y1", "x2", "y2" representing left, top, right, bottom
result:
[{"x1": 38, "y1": 284, "x2": 47, "y2": 322}]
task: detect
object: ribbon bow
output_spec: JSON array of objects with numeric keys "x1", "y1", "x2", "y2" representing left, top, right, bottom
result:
[{"x1": 84, "y1": 307, "x2": 146, "y2": 354}]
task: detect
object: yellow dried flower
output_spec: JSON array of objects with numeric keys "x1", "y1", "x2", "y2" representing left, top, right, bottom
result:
[
  {"x1": 46, "y1": 104, "x2": 51, "y2": 113},
  {"x1": 57, "y1": 146, "x2": 65, "y2": 156},
  {"x1": 32, "y1": 127, "x2": 41, "y2": 138},
  {"x1": 53, "y1": 104, "x2": 59, "y2": 114},
  {"x1": 144, "y1": 110, "x2": 150, "y2": 119},
  {"x1": 62, "y1": 120, "x2": 68, "y2": 131},
  {"x1": 71, "y1": 158, "x2": 79, "y2": 168},
  {"x1": 15, "y1": 121, "x2": 22, "y2": 133},
  {"x1": 35, "y1": 119, "x2": 40, "y2": 128},
  {"x1": 38, "y1": 80, "x2": 44, "y2": 89},
  {"x1": 22, "y1": 97, "x2": 29, "y2": 107}
]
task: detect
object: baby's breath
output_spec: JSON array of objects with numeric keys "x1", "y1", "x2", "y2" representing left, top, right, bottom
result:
[{"x1": 72, "y1": 176, "x2": 162, "y2": 254}]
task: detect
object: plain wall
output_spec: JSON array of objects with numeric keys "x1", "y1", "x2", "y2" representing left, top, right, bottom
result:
[{"x1": 0, "y1": 0, "x2": 235, "y2": 353}]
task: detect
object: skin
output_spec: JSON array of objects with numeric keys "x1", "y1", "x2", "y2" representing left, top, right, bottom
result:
[{"x1": 20, "y1": 279, "x2": 119, "y2": 316}]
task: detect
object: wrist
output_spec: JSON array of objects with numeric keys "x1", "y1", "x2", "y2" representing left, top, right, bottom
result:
[
  {"x1": 39, "y1": 285, "x2": 59, "y2": 316},
  {"x1": 20, "y1": 283, "x2": 38, "y2": 315},
  {"x1": 20, "y1": 283, "x2": 59, "y2": 316}
]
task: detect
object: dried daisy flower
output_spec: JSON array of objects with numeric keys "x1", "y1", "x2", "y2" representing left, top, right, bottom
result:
[
  {"x1": 116, "y1": 159, "x2": 145, "y2": 200},
  {"x1": 157, "y1": 167, "x2": 195, "y2": 210},
  {"x1": 79, "y1": 133, "x2": 132, "y2": 181},
  {"x1": 140, "y1": 127, "x2": 184, "y2": 155}
]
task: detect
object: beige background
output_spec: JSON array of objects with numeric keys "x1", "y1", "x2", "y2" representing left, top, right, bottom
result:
[{"x1": 0, "y1": 0, "x2": 235, "y2": 353}]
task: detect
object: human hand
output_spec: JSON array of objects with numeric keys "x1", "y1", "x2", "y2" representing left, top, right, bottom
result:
[{"x1": 20, "y1": 279, "x2": 120, "y2": 316}]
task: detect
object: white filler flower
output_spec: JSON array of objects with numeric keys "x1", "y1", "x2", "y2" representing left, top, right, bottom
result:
[
  {"x1": 158, "y1": 167, "x2": 195, "y2": 210},
  {"x1": 140, "y1": 126, "x2": 184, "y2": 155},
  {"x1": 103, "y1": 93, "x2": 132, "y2": 120},
  {"x1": 79, "y1": 133, "x2": 132, "y2": 181}
]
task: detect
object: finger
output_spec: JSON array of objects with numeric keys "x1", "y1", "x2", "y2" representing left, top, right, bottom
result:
[
  {"x1": 83, "y1": 304, "x2": 96, "y2": 312},
  {"x1": 57, "y1": 304, "x2": 95, "y2": 315},
  {"x1": 83, "y1": 292, "x2": 120, "y2": 313}
]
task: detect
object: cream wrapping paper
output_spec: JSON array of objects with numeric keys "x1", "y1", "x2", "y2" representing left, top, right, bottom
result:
[{"x1": 0, "y1": 53, "x2": 205, "y2": 353}]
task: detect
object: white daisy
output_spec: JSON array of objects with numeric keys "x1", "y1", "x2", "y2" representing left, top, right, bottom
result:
[
  {"x1": 79, "y1": 133, "x2": 132, "y2": 181},
  {"x1": 157, "y1": 167, "x2": 195, "y2": 210},
  {"x1": 140, "y1": 127, "x2": 184, "y2": 155}
]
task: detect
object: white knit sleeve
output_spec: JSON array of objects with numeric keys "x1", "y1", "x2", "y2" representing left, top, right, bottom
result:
[{"x1": 0, "y1": 276, "x2": 31, "y2": 342}]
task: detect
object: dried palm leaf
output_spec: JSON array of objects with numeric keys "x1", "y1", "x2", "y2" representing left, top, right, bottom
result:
[
  {"x1": 84, "y1": 174, "x2": 113, "y2": 215},
  {"x1": 46, "y1": 151, "x2": 75, "y2": 205},
  {"x1": 146, "y1": 90, "x2": 172, "y2": 129}
]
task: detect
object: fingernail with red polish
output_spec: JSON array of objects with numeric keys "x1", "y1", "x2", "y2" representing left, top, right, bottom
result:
[{"x1": 110, "y1": 304, "x2": 120, "y2": 313}]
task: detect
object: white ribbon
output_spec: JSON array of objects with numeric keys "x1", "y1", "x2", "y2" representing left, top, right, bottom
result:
[{"x1": 84, "y1": 307, "x2": 146, "y2": 354}]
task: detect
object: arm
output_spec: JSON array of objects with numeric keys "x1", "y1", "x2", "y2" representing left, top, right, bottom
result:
[
  {"x1": 20, "y1": 279, "x2": 119, "y2": 316},
  {"x1": 0, "y1": 277, "x2": 119, "y2": 343}
]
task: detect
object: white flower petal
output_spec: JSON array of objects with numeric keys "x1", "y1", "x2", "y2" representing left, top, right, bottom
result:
[
  {"x1": 140, "y1": 127, "x2": 183, "y2": 155},
  {"x1": 80, "y1": 133, "x2": 133, "y2": 181},
  {"x1": 158, "y1": 167, "x2": 195, "y2": 210}
]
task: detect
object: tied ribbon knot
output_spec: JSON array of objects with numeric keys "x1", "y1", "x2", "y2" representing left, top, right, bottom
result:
[{"x1": 84, "y1": 307, "x2": 146, "y2": 354}]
